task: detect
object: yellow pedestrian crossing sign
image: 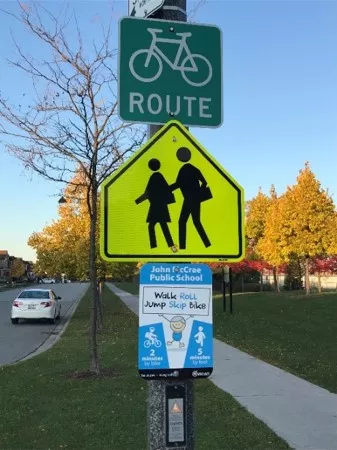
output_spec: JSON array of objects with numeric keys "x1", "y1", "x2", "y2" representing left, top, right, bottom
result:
[{"x1": 100, "y1": 121, "x2": 244, "y2": 262}]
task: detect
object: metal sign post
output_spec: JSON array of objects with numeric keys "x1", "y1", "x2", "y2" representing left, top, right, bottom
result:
[
  {"x1": 222, "y1": 267, "x2": 226, "y2": 312},
  {"x1": 139, "y1": 262, "x2": 213, "y2": 449},
  {"x1": 222, "y1": 265, "x2": 230, "y2": 313},
  {"x1": 148, "y1": 5, "x2": 191, "y2": 449},
  {"x1": 229, "y1": 267, "x2": 233, "y2": 314}
]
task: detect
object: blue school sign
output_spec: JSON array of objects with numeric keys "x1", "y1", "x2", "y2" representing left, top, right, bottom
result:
[{"x1": 138, "y1": 263, "x2": 213, "y2": 379}]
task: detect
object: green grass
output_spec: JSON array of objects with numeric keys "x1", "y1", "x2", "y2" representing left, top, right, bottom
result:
[
  {"x1": 113, "y1": 282, "x2": 337, "y2": 394},
  {"x1": 0, "y1": 282, "x2": 32, "y2": 292},
  {"x1": 213, "y1": 291, "x2": 337, "y2": 393},
  {"x1": 0, "y1": 286, "x2": 289, "y2": 450}
]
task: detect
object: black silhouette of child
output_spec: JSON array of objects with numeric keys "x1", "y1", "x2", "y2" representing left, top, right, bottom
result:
[
  {"x1": 135, "y1": 158, "x2": 175, "y2": 249},
  {"x1": 171, "y1": 147, "x2": 211, "y2": 249}
]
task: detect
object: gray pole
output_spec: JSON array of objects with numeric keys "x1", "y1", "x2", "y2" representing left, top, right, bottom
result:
[
  {"x1": 149, "y1": 0, "x2": 187, "y2": 138},
  {"x1": 147, "y1": 2, "x2": 193, "y2": 449}
]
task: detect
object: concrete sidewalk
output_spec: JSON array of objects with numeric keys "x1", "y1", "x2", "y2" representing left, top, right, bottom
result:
[{"x1": 107, "y1": 283, "x2": 337, "y2": 450}]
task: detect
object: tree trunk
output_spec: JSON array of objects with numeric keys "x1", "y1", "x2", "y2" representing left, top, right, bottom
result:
[
  {"x1": 305, "y1": 257, "x2": 310, "y2": 296},
  {"x1": 260, "y1": 271, "x2": 263, "y2": 291},
  {"x1": 317, "y1": 272, "x2": 322, "y2": 293},
  {"x1": 97, "y1": 281, "x2": 104, "y2": 329},
  {"x1": 273, "y1": 266, "x2": 280, "y2": 293},
  {"x1": 89, "y1": 184, "x2": 100, "y2": 374}
]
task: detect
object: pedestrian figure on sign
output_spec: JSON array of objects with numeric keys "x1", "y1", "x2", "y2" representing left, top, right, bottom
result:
[
  {"x1": 135, "y1": 158, "x2": 177, "y2": 250},
  {"x1": 171, "y1": 147, "x2": 212, "y2": 250},
  {"x1": 194, "y1": 326, "x2": 206, "y2": 347}
]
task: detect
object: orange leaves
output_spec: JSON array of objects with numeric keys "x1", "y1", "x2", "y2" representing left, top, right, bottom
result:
[
  {"x1": 28, "y1": 170, "x2": 90, "y2": 277},
  {"x1": 256, "y1": 194, "x2": 286, "y2": 267},
  {"x1": 246, "y1": 189, "x2": 271, "y2": 242},
  {"x1": 279, "y1": 164, "x2": 336, "y2": 259},
  {"x1": 254, "y1": 164, "x2": 337, "y2": 269}
]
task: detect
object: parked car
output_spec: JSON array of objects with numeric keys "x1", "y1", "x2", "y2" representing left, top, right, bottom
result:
[
  {"x1": 41, "y1": 277, "x2": 56, "y2": 284},
  {"x1": 11, "y1": 289, "x2": 61, "y2": 324}
]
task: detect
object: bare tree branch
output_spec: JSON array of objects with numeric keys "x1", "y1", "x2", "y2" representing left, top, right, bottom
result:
[
  {"x1": 0, "y1": 2, "x2": 146, "y2": 374},
  {"x1": 0, "y1": 3, "x2": 145, "y2": 190},
  {"x1": 188, "y1": 0, "x2": 207, "y2": 22}
]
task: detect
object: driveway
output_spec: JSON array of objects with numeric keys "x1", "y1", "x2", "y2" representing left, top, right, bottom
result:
[{"x1": 0, "y1": 282, "x2": 88, "y2": 366}]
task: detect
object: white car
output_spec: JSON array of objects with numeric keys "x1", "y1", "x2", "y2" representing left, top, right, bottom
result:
[
  {"x1": 41, "y1": 278, "x2": 55, "y2": 284},
  {"x1": 11, "y1": 289, "x2": 62, "y2": 324}
]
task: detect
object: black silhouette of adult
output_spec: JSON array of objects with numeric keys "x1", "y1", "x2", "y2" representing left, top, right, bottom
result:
[
  {"x1": 135, "y1": 158, "x2": 175, "y2": 249},
  {"x1": 171, "y1": 147, "x2": 211, "y2": 249}
]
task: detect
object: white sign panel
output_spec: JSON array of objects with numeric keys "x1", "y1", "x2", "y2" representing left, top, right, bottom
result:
[
  {"x1": 142, "y1": 286, "x2": 211, "y2": 315},
  {"x1": 129, "y1": 0, "x2": 165, "y2": 18},
  {"x1": 138, "y1": 263, "x2": 213, "y2": 380}
]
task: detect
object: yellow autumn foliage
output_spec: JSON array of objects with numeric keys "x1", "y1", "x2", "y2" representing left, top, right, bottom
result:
[{"x1": 258, "y1": 164, "x2": 337, "y2": 266}]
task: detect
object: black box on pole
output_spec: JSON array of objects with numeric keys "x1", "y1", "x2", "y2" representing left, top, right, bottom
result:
[{"x1": 166, "y1": 384, "x2": 187, "y2": 447}]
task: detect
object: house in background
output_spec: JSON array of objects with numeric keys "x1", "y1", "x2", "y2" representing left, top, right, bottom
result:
[
  {"x1": 0, "y1": 251, "x2": 35, "y2": 283},
  {"x1": 23, "y1": 260, "x2": 35, "y2": 281},
  {"x1": 0, "y1": 250, "x2": 10, "y2": 283}
]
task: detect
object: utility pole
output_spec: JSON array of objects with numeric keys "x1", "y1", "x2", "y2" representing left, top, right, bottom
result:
[{"x1": 147, "y1": 3, "x2": 192, "y2": 450}]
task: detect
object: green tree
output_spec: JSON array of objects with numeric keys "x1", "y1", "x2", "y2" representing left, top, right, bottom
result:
[
  {"x1": 109, "y1": 263, "x2": 137, "y2": 282},
  {"x1": 283, "y1": 257, "x2": 303, "y2": 291}
]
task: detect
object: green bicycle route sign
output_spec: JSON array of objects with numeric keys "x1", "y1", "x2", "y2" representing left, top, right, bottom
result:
[{"x1": 118, "y1": 17, "x2": 223, "y2": 128}]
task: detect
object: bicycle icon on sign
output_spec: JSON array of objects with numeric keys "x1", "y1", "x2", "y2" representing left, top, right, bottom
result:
[
  {"x1": 129, "y1": 28, "x2": 213, "y2": 87},
  {"x1": 144, "y1": 326, "x2": 162, "y2": 348},
  {"x1": 144, "y1": 337, "x2": 162, "y2": 348}
]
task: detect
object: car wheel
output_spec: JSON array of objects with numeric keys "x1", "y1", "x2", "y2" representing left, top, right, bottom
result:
[
  {"x1": 49, "y1": 317, "x2": 56, "y2": 325},
  {"x1": 11, "y1": 318, "x2": 19, "y2": 325}
]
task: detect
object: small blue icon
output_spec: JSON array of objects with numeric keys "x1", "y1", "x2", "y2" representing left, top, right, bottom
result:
[
  {"x1": 184, "y1": 320, "x2": 213, "y2": 369},
  {"x1": 194, "y1": 326, "x2": 206, "y2": 347},
  {"x1": 138, "y1": 322, "x2": 169, "y2": 370},
  {"x1": 144, "y1": 326, "x2": 162, "y2": 348}
]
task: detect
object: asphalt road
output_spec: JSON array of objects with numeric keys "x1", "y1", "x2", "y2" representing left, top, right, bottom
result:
[{"x1": 0, "y1": 282, "x2": 89, "y2": 366}]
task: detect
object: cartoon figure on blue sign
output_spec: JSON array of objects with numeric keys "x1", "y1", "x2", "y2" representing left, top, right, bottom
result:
[
  {"x1": 194, "y1": 326, "x2": 206, "y2": 347},
  {"x1": 160, "y1": 314, "x2": 193, "y2": 348},
  {"x1": 144, "y1": 326, "x2": 162, "y2": 348}
]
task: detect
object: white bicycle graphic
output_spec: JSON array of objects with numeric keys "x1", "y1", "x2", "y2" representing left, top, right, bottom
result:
[
  {"x1": 144, "y1": 337, "x2": 162, "y2": 348},
  {"x1": 129, "y1": 28, "x2": 212, "y2": 87}
]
